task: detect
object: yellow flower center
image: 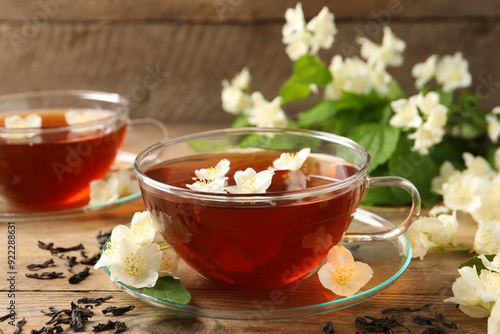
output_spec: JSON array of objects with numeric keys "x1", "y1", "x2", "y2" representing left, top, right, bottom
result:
[
  {"x1": 238, "y1": 176, "x2": 256, "y2": 190},
  {"x1": 132, "y1": 221, "x2": 153, "y2": 238},
  {"x1": 335, "y1": 267, "x2": 353, "y2": 285},
  {"x1": 124, "y1": 253, "x2": 146, "y2": 276},
  {"x1": 103, "y1": 242, "x2": 117, "y2": 257},
  {"x1": 281, "y1": 153, "x2": 297, "y2": 165},
  {"x1": 480, "y1": 229, "x2": 499, "y2": 253},
  {"x1": 206, "y1": 166, "x2": 219, "y2": 177},
  {"x1": 162, "y1": 255, "x2": 173, "y2": 270},
  {"x1": 480, "y1": 271, "x2": 500, "y2": 295}
]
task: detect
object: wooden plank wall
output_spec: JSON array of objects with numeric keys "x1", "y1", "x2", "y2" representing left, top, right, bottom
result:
[{"x1": 0, "y1": 0, "x2": 498, "y2": 123}]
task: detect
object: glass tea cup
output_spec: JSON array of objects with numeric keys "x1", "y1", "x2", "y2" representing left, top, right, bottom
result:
[
  {"x1": 134, "y1": 128, "x2": 421, "y2": 289},
  {"x1": 0, "y1": 90, "x2": 166, "y2": 210}
]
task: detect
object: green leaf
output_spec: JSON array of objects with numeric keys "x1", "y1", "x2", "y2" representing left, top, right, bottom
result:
[
  {"x1": 293, "y1": 54, "x2": 332, "y2": 86},
  {"x1": 279, "y1": 78, "x2": 311, "y2": 105},
  {"x1": 458, "y1": 254, "x2": 497, "y2": 275},
  {"x1": 143, "y1": 276, "x2": 191, "y2": 304},
  {"x1": 348, "y1": 123, "x2": 400, "y2": 171},
  {"x1": 386, "y1": 80, "x2": 406, "y2": 101},
  {"x1": 388, "y1": 136, "x2": 440, "y2": 207},
  {"x1": 438, "y1": 90, "x2": 454, "y2": 108},
  {"x1": 188, "y1": 139, "x2": 230, "y2": 153},
  {"x1": 230, "y1": 114, "x2": 252, "y2": 128},
  {"x1": 297, "y1": 100, "x2": 336, "y2": 127}
]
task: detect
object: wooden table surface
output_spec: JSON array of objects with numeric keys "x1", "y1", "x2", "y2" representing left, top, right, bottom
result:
[{"x1": 0, "y1": 124, "x2": 489, "y2": 333}]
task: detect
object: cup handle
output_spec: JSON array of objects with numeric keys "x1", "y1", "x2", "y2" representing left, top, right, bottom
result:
[
  {"x1": 342, "y1": 176, "x2": 421, "y2": 242},
  {"x1": 113, "y1": 118, "x2": 168, "y2": 168}
]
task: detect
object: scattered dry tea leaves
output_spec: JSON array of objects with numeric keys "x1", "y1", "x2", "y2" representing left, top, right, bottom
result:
[
  {"x1": 26, "y1": 272, "x2": 64, "y2": 279},
  {"x1": 102, "y1": 305, "x2": 135, "y2": 316},
  {"x1": 68, "y1": 267, "x2": 90, "y2": 284},
  {"x1": 77, "y1": 295, "x2": 113, "y2": 307},
  {"x1": 26, "y1": 259, "x2": 55, "y2": 271}
]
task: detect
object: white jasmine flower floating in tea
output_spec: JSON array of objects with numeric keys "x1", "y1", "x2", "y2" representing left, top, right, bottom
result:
[
  {"x1": 64, "y1": 109, "x2": 106, "y2": 132},
  {"x1": 272, "y1": 147, "x2": 310, "y2": 171},
  {"x1": 186, "y1": 159, "x2": 230, "y2": 193},
  {"x1": 318, "y1": 245, "x2": 374, "y2": 297},
  {"x1": 2, "y1": 113, "x2": 42, "y2": 139},
  {"x1": 185, "y1": 149, "x2": 311, "y2": 194},
  {"x1": 194, "y1": 158, "x2": 230, "y2": 180},
  {"x1": 226, "y1": 168, "x2": 274, "y2": 194},
  {"x1": 186, "y1": 177, "x2": 227, "y2": 193}
]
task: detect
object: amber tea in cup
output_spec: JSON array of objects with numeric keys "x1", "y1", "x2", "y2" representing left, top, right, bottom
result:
[
  {"x1": 135, "y1": 128, "x2": 421, "y2": 289},
  {"x1": 0, "y1": 91, "x2": 129, "y2": 209}
]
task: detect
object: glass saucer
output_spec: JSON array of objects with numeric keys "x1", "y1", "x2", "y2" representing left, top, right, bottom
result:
[
  {"x1": 106, "y1": 208, "x2": 412, "y2": 320},
  {"x1": 0, "y1": 166, "x2": 141, "y2": 223}
]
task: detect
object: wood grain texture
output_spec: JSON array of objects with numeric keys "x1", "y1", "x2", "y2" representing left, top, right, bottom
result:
[
  {"x1": 0, "y1": 0, "x2": 499, "y2": 22},
  {"x1": 0, "y1": 20, "x2": 499, "y2": 123},
  {"x1": 0, "y1": 164, "x2": 489, "y2": 333}
]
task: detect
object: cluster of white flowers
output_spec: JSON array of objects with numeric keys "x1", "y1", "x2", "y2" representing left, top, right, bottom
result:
[
  {"x1": 221, "y1": 68, "x2": 288, "y2": 129},
  {"x1": 389, "y1": 91, "x2": 448, "y2": 155},
  {"x1": 281, "y1": 3, "x2": 337, "y2": 61},
  {"x1": 405, "y1": 208, "x2": 459, "y2": 260},
  {"x1": 325, "y1": 27, "x2": 405, "y2": 101},
  {"x1": 89, "y1": 169, "x2": 140, "y2": 206},
  {"x1": 429, "y1": 151, "x2": 500, "y2": 255},
  {"x1": 444, "y1": 255, "x2": 500, "y2": 328},
  {"x1": 412, "y1": 52, "x2": 472, "y2": 92},
  {"x1": 486, "y1": 106, "x2": 500, "y2": 143},
  {"x1": 95, "y1": 210, "x2": 179, "y2": 288},
  {"x1": 318, "y1": 245, "x2": 374, "y2": 297},
  {"x1": 1, "y1": 113, "x2": 42, "y2": 139},
  {"x1": 186, "y1": 148, "x2": 310, "y2": 194}
]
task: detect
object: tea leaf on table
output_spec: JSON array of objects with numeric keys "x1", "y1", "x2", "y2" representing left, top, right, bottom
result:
[
  {"x1": 143, "y1": 276, "x2": 191, "y2": 304},
  {"x1": 458, "y1": 254, "x2": 496, "y2": 275},
  {"x1": 348, "y1": 123, "x2": 400, "y2": 172}
]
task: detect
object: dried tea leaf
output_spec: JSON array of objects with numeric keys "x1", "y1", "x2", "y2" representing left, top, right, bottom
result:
[
  {"x1": 69, "y1": 267, "x2": 90, "y2": 284},
  {"x1": 26, "y1": 272, "x2": 64, "y2": 279},
  {"x1": 102, "y1": 305, "x2": 135, "y2": 316},
  {"x1": 143, "y1": 276, "x2": 191, "y2": 304},
  {"x1": 27, "y1": 259, "x2": 55, "y2": 271},
  {"x1": 323, "y1": 320, "x2": 335, "y2": 333},
  {"x1": 77, "y1": 295, "x2": 113, "y2": 306},
  {"x1": 435, "y1": 311, "x2": 457, "y2": 328},
  {"x1": 382, "y1": 303, "x2": 434, "y2": 314},
  {"x1": 420, "y1": 326, "x2": 445, "y2": 334},
  {"x1": 411, "y1": 314, "x2": 436, "y2": 325}
]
